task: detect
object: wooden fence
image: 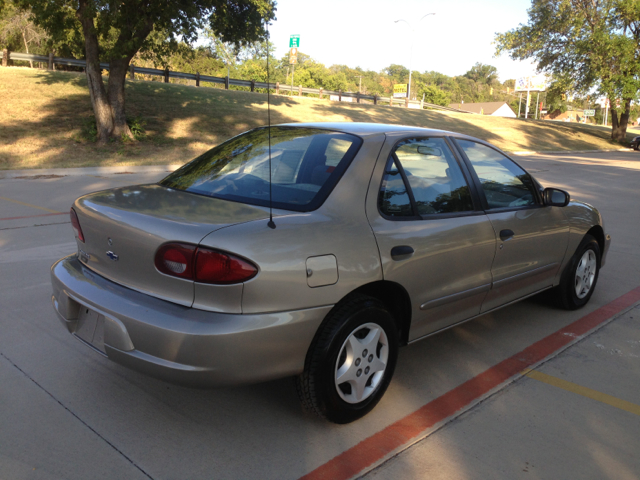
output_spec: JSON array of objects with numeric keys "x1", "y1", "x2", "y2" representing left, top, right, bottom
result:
[{"x1": 1, "y1": 50, "x2": 475, "y2": 114}]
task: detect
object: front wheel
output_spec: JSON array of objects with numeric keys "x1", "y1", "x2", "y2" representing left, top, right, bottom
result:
[
  {"x1": 557, "y1": 234, "x2": 601, "y2": 310},
  {"x1": 295, "y1": 294, "x2": 399, "y2": 424}
]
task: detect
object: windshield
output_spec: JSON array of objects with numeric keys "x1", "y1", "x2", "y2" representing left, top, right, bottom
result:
[{"x1": 160, "y1": 127, "x2": 362, "y2": 212}]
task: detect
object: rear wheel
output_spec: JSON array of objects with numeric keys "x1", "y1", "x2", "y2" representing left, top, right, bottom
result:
[
  {"x1": 295, "y1": 294, "x2": 399, "y2": 424},
  {"x1": 557, "y1": 234, "x2": 600, "y2": 310}
]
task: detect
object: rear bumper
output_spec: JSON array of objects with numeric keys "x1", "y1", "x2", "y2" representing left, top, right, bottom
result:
[{"x1": 51, "y1": 255, "x2": 330, "y2": 387}]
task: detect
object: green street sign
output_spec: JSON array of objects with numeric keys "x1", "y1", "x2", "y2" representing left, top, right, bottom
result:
[
  {"x1": 583, "y1": 109, "x2": 595, "y2": 116},
  {"x1": 289, "y1": 34, "x2": 300, "y2": 48}
]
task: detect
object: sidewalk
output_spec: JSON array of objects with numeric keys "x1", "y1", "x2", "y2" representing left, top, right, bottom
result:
[{"x1": 365, "y1": 304, "x2": 640, "y2": 479}]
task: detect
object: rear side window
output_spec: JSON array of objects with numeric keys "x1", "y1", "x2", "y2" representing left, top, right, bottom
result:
[
  {"x1": 160, "y1": 127, "x2": 362, "y2": 212},
  {"x1": 379, "y1": 137, "x2": 474, "y2": 218},
  {"x1": 378, "y1": 159, "x2": 413, "y2": 217}
]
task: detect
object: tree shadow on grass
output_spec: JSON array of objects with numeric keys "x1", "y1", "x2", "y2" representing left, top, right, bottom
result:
[
  {"x1": 0, "y1": 70, "x2": 304, "y2": 169},
  {"x1": 1, "y1": 68, "x2": 635, "y2": 170},
  {"x1": 303, "y1": 100, "x2": 631, "y2": 153}
]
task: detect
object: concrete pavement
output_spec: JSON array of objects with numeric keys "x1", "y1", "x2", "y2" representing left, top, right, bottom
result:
[
  {"x1": 367, "y1": 306, "x2": 640, "y2": 479},
  {"x1": 0, "y1": 151, "x2": 639, "y2": 479}
]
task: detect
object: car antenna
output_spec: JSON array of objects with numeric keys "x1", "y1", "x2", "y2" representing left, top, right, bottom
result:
[{"x1": 266, "y1": 21, "x2": 276, "y2": 230}]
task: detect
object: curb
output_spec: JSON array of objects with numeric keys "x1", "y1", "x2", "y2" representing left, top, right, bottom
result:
[
  {"x1": 511, "y1": 148, "x2": 633, "y2": 156},
  {"x1": 0, "y1": 164, "x2": 184, "y2": 179}
]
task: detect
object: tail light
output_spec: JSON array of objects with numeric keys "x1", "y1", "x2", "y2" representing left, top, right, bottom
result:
[
  {"x1": 155, "y1": 243, "x2": 195, "y2": 280},
  {"x1": 155, "y1": 243, "x2": 258, "y2": 284},
  {"x1": 70, "y1": 208, "x2": 85, "y2": 242},
  {"x1": 195, "y1": 249, "x2": 258, "y2": 284}
]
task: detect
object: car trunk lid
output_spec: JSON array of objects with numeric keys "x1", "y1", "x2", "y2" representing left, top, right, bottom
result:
[{"x1": 73, "y1": 184, "x2": 271, "y2": 306}]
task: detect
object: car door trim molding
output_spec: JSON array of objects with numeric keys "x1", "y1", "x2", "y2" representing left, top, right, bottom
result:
[
  {"x1": 420, "y1": 283, "x2": 491, "y2": 310},
  {"x1": 410, "y1": 285, "x2": 555, "y2": 345},
  {"x1": 492, "y1": 262, "x2": 560, "y2": 288}
]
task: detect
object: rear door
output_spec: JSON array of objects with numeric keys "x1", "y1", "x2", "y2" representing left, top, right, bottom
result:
[
  {"x1": 452, "y1": 139, "x2": 570, "y2": 312},
  {"x1": 366, "y1": 132, "x2": 496, "y2": 341}
]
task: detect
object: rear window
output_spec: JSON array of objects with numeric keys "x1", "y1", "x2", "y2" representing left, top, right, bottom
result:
[{"x1": 160, "y1": 127, "x2": 362, "y2": 212}]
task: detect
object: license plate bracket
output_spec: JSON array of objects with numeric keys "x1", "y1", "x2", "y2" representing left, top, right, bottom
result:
[{"x1": 73, "y1": 306, "x2": 106, "y2": 355}]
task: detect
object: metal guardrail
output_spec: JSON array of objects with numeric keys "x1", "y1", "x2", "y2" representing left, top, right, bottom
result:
[{"x1": 0, "y1": 51, "x2": 475, "y2": 114}]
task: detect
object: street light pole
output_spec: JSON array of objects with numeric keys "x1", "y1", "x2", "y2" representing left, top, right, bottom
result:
[{"x1": 394, "y1": 13, "x2": 435, "y2": 102}]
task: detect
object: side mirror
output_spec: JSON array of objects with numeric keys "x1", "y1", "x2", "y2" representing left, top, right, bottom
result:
[
  {"x1": 417, "y1": 146, "x2": 443, "y2": 156},
  {"x1": 543, "y1": 187, "x2": 570, "y2": 207}
]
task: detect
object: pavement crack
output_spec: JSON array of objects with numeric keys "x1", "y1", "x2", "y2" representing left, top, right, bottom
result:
[
  {"x1": 0, "y1": 352, "x2": 154, "y2": 480},
  {"x1": 0, "y1": 221, "x2": 71, "y2": 231}
]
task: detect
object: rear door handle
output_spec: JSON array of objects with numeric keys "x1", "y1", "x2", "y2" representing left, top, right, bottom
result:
[
  {"x1": 391, "y1": 245, "x2": 414, "y2": 260},
  {"x1": 500, "y1": 229, "x2": 515, "y2": 241}
]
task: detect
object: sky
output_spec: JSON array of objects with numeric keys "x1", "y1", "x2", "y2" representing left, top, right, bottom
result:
[{"x1": 267, "y1": 0, "x2": 538, "y2": 82}]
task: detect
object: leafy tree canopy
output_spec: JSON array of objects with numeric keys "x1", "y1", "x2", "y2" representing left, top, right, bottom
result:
[
  {"x1": 495, "y1": 0, "x2": 640, "y2": 141},
  {"x1": 13, "y1": 0, "x2": 276, "y2": 143},
  {"x1": 464, "y1": 62, "x2": 498, "y2": 85},
  {"x1": 416, "y1": 84, "x2": 450, "y2": 107}
]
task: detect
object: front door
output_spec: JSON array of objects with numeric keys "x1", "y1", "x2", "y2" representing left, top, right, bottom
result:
[
  {"x1": 367, "y1": 133, "x2": 496, "y2": 341},
  {"x1": 453, "y1": 139, "x2": 570, "y2": 312}
]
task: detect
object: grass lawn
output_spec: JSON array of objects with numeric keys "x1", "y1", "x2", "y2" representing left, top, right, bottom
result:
[{"x1": 0, "y1": 67, "x2": 634, "y2": 170}]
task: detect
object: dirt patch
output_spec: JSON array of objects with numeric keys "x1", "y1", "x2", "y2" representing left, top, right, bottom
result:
[{"x1": 12, "y1": 174, "x2": 66, "y2": 179}]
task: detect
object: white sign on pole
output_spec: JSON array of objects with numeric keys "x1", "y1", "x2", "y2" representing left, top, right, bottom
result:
[{"x1": 515, "y1": 75, "x2": 547, "y2": 92}]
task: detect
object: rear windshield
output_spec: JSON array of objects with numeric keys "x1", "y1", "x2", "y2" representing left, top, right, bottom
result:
[{"x1": 160, "y1": 127, "x2": 363, "y2": 212}]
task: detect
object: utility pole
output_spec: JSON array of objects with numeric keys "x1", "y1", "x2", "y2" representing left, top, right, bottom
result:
[
  {"x1": 535, "y1": 92, "x2": 540, "y2": 119},
  {"x1": 290, "y1": 64, "x2": 295, "y2": 96},
  {"x1": 518, "y1": 93, "x2": 523, "y2": 117},
  {"x1": 394, "y1": 13, "x2": 436, "y2": 102}
]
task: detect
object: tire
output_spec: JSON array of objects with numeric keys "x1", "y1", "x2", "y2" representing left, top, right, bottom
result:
[
  {"x1": 557, "y1": 234, "x2": 601, "y2": 310},
  {"x1": 295, "y1": 294, "x2": 399, "y2": 424},
  {"x1": 634, "y1": 144, "x2": 639, "y2": 151}
]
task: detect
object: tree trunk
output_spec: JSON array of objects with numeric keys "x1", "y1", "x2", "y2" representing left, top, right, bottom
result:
[
  {"x1": 610, "y1": 99, "x2": 632, "y2": 143},
  {"x1": 108, "y1": 58, "x2": 133, "y2": 139},
  {"x1": 77, "y1": 1, "x2": 113, "y2": 144},
  {"x1": 22, "y1": 31, "x2": 33, "y2": 68}
]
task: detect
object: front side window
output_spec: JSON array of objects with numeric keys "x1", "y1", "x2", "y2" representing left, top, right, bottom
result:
[
  {"x1": 160, "y1": 127, "x2": 362, "y2": 212},
  {"x1": 457, "y1": 140, "x2": 538, "y2": 209},
  {"x1": 379, "y1": 137, "x2": 474, "y2": 217}
]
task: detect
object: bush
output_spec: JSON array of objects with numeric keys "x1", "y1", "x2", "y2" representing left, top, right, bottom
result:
[
  {"x1": 127, "y1": 116, "x2": 146, "y2": 140},
  {"x1": 80, "y1": 116, "x2": 146, "y2": 142}
]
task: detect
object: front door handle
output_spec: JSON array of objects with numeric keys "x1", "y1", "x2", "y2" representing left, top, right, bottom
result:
[
  {"x1": 500, "y1": 229, "x2": 515, "y2": 241},
  {"x1": 391, "y1": 245, "x2": 414, "y2": 260}
]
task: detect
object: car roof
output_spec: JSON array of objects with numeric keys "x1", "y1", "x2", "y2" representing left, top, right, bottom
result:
[{"x1": 277, "y1": 122, "x2": 462, "y2": 138}]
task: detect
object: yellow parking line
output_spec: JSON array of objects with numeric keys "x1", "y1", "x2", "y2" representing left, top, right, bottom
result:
[
  {"x1": 0, "y1": 195, "x2": 60, "y2": 214},
  {"x1": 526, "y1": 369, "x2": 640, "y2": 416}
]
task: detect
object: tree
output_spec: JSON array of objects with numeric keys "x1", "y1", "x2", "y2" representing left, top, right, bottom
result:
[
  {"x1": 545, "y1": 80, "x2": 569, "y2": 117},
  {"x1": 416, "y1": 84, "x2": 450, "y2": 107},
  {"x1": 495, "y1": 0, "x2": 640, "y2": 142},
  {"x1": 17, "y1": 0, "x2": 275, "y2": 144},
  {"x1": 384, "y1": 64, "x2": 409, "y2": 83},
  {"x1": 464, "y1": 62, "x2": 498, "y2": 86},
  {"x1": 0, "y1": 1, "x2": 48, "y2": 66}
]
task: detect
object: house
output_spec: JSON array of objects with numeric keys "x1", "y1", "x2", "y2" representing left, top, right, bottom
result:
[{"x1": 448, "y1": 101, "x2": 517, "y2": 118}]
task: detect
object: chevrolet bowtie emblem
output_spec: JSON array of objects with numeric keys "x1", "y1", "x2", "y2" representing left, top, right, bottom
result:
[{"x1": 106, "y1": 251, "x2": 119, "y2": 261}]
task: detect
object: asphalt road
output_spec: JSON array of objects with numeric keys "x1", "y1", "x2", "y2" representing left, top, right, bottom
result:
[{"x1": 0, "y1": 151, "x2": 639, "y2": 480}]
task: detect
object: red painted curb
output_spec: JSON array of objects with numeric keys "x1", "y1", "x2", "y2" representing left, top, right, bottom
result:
[
  {"x1": 301, "y1": 286, "x2": 640, "y2": 480},
  {"x1": 0, "y1": 212, "x2": 66, "y2": 221}
]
